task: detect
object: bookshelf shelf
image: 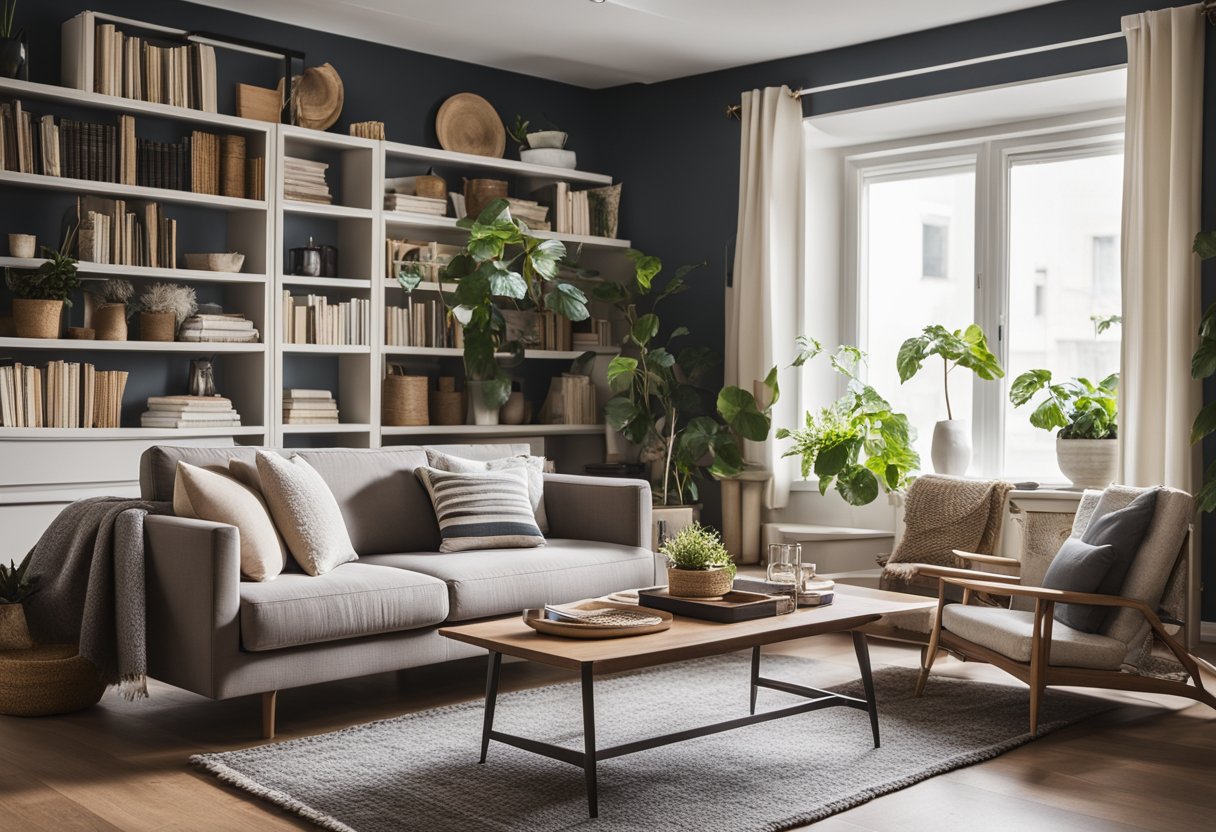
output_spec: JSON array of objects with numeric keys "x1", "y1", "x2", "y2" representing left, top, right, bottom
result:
[
  {"x1": 0, "y1": 337, "x2": 266, "y2": 353},
  {"x1": 382, "y1": 211, "x2": 630, "y2": 250},
  {"x1": 0, "y1": 170, "x2": 268, "y2": 211},
  {"x1": 0, "y1": 425, "x2": 267, "y2": 439},
  {"x1": 380, "y1": 345, "x2": 615, "y2": 360},
  {"x1": 281, "y1": 423, "x2": 372, "y2": 435},
  {"x1": 383, "y1": 279, "x2": 456, "y2": 293},
  {"x1": 281, "y1": 344, "x2": 372, "y2": 355},
  {"x1": 381, "y1": 424, "x2": 605, "y2": 438},
  {"x1": 283, "y1": 201, "x2": 375, "y2": 220},
  {"x1": 281, "y1": 275, "x2": 372, "y2": 290},
  {"x1": 0, "y1": 257, "x2": 268, "y2": 285},
  {"x1": 382, "y1": 140, "x2": 613, "y2": 186}
]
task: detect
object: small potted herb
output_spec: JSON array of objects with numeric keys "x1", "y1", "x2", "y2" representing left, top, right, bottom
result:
[
  {"x1": 138, "y1": 283, "x2": 196, "y2": 342},
  {"x1": 0, "y1": 554, "x2": 37, "y2": 650},
  {"x1": 660, "y1": 523, "x2": 736, "y2": 598},
  {"x1": 4, "y1": 227, "x2": 80, "y2": 339},
  {"x1": 85, "y1": 278, "x2": 134, "y2": 341},
  {"x1": 507, "y1": 114, "x2": 575, "y2": 168}
]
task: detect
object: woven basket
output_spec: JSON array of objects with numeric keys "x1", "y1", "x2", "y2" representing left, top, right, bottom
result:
[
  {"x1": 464, "y1": 178, "x2": 509, "y2": 220},
  {"x1": 0, "y1": 644, "x2": 106, "y2": 717},
  {"x1": 667, "y1": 566, "x2": 733, "y2": 599},
  {"x1": 430, "y1": 377, "x2": 464, "y2": 426},
  {"x1": 0, "y1": 604, "x2": 32, "y2": 650},
  {"x1": 383, "y1": 368, "x2": 429, "y2": 426},
  {"x1": 140, "y1": 310, "x2": 176, "y2": 341},
  {"x1": 12, "y1": 298, "x2": 62, "y2": 339},
  {"x1": 94, "y1": 304, "x2": 128, "y2": 341}
]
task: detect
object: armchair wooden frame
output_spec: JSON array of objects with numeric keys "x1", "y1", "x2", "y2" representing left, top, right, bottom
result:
[{"x1": 916, "y1": 576, "x2": 1216, "y2": 734}]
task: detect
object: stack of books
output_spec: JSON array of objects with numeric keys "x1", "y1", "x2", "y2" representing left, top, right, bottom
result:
[
  {"x1": 1, "y1": 361, "x2": 128, "y2": 428},
  {"x1": 540, "y1": 373, "x2": 597, "y2": 425},
  {"x1": 383, "y1": 193, "x2": 446, "y2": 215},
  {"x1": 531, "y1": 182, "x2": 593, "y2": 236},
  {"x1": 282, "y1": 292, "x2": 370, "y2": 345},
  {"x1": 140, "y1": 396, "x2": 240, "y2": 429},
  {"x1": 178, "y1": 313, "x2": 260, "y2": 343},
  {"x1": 504, "y1": 197, "x2": 550, "y2": 231},
  {"x1": 283, "y1": 157, "x2": 331, "y2": 204},
  {"x1": 572, "y1": 319, "x2": 614, "y2": 349},
  {"x1": 283, "y1": 389, "x2": 339, "y2": 425}
]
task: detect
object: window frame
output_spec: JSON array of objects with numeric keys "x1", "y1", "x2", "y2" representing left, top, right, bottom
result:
[{"x1": 837, "y1": 120, "x2": 1124, "y2": 481}]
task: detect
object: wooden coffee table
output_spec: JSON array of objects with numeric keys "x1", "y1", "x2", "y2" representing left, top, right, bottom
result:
[{"x1": 439, "y1": 585, "x2": 934, "y2": 818}]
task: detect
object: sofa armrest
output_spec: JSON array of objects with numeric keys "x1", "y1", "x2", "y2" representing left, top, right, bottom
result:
[
  {"x1": 144, "y1": 515, "x2": 242, "y2": 698},
  {"x1": 543, "y1": 474, "x2": 652, "y2": 549}
]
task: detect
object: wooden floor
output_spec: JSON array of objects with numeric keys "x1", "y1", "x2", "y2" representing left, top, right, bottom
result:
[{"x1": 1, "y1": 635, "x2": 1214, "y2": 831}]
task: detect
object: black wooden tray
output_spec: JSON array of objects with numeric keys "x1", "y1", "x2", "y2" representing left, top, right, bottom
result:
[{"x1": 637, "y1": 587, "x2": 779, "y2": 623}]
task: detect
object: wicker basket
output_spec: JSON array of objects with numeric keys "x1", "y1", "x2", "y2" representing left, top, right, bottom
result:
[
  {"x1": 667, "y1": 566, "x2": 733, "y2": 599},
  {"x1": 140, "y1": 310, "x2": 176, "y2": 341},
  {"x1": 382, "y1": 367, "x2": 429, "y2": 426},
  {"x1": 0, "y1": 604, "x2": 32, "y2": 650},
  {"x1": 93, "y1": 304, "x2": 128, "y2": 341},
  {"x1": 12, "y1": 298, "x2": 62, "y2": 339},
  {"x1": 0, "y1": 644, "x2": 106, "y2": 717},
  {"x1": 430, "y1": 377, "x2": 464, "y2": 426},
  {"x1": 464, "y1": 178, "x2": 508, "y2": 220}
]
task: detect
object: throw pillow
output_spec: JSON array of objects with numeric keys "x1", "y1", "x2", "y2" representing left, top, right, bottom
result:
[
  {"x1": 228, "y1": 456, "x2": 263, "y2": 493},
  {"x1": 415, "y1": 466, "x2": 546, "y2": 553},
  {"x1": 424, "y1": 449, "x2": 549, "y2": 533},
  {"x1": 255, "y1": 450, "x2": 358, "y2": 576},
  {"x1": 1079, "y1": 488, "x2": 1160, "y2": 596},
  {"x1": 1041, "y1": 537, "x2": 1120, "y2": 633},
  {"x1": 173, "y1": 462, "x2": 287, "y2": 582}
]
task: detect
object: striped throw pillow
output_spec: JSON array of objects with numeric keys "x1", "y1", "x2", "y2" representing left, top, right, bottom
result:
[{"x1": 416, "y1": 466, "x2": 546, "y2": 553}]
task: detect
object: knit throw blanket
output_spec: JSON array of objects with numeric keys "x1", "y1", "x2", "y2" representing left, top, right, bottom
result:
[
  {"x1": 22, "y1": 497, "x2": 172, "y2": 700},
  {"x1": 885, "y1": 475, "x2": 1014, "y2": 571}
]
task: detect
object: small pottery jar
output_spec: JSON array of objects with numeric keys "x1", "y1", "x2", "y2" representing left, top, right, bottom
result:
[
  {"x1": 501, "y1": 391, "x2": 527, "y2": 425},
  {"x1": 7, "y1": 233, "x2": 35, "y2": 258}
]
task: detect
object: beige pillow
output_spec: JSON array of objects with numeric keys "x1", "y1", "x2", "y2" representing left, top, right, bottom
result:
[
  {"x1": 424, "y1": 449, "x2": 548, "y2": 533},
  {"x1": 173, "y1": 462, "x2": 287, "y2": 582},
  {"x1": 255, "y1": 450, "x2": 358, "y2": 576},
  {"x1": 228, "y1": 456, "x2": 263, "y2": 492}
]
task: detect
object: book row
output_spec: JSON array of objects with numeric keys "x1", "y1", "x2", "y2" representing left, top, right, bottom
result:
[
  {"x1": 282, "y1": 292, "x2": 371, "y2": 346},
  {"x1": 0, "y1": 361, "x2": 128, "y2": 429}
]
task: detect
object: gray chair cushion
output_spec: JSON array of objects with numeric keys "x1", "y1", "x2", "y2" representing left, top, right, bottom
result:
[
  {"x1": 1041, "y1": 538, "x2": 1120, "y2": 633},
  {"x1": 942, "y1": 604, "x2": 1127, "y2": 670},
  {"x1": 361, "y1": 539, "x2": 655, "y2": 621},
  {"x1": 238, "y1": 563, "x2": 448, "y2": 652}
]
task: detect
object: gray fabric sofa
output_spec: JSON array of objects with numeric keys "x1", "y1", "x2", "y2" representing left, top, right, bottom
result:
[{"x1": 137, "y1": 444, "x2": 654, "y2": 736}]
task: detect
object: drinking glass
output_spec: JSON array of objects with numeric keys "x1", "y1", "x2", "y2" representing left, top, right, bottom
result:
[{"x1": 767, "y1": 543, "x2": 802, "y2": 613}]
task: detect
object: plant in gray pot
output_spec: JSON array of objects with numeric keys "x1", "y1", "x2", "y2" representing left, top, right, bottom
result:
[
  {"x1": 0, "y1": 2, "x2": 26, "y2": 80},
  {"x1": 897, "y1": 323, "x2": 1004, "y2": 476},
  {"x1": 661, "y1": 523, "x2": 736, "y2": 599},
  {"x1": 1009, "y1": 369, "x2": 1118, "y2": 489}
]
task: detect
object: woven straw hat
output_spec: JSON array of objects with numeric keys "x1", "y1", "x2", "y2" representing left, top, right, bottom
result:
[
  {"x1": 435, "y1": 93, "x2": 505, "y2": 158},
  {"x1": 280, "y1": 63, "x2": 345, "y2": 130}
]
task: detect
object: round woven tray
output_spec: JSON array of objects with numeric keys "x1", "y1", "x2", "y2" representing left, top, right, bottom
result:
[{"x1": 0, "y1": 644, "x2": 106, "y2": 717}]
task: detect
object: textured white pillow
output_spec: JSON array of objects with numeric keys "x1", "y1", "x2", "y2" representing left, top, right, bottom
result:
[
  {"x1": 424, "y1": 449, "x2": 548, "y2": 533},
  {"x1": 255, "y1": 450, "x2": 358, "y2": 576},
  {"x1": 173, "y1": 462, "x2": 287, "y2": 582}
]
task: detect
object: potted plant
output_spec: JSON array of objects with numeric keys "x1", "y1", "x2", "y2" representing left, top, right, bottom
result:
[
  {"x1": 138, "y1": 283, "x2": 196, "y2": 342},
  {"x1": 4, "y1": 227, "x2": 80, "y2": 339},
  {"x1": 660, "y1": 523, "x2": 736, "y2": 598},
  {"x1": 896, "y1": 323, "x2": 1004, "y2": 476},
  {"x1": 0, "y1": 554, "x2": 37, "y2": 650},
  {"x1": 85, "y1": 278, "x2": 134, "y2": 341},
  {"x1": 779, "y1": 338, "x2": 920, "y2": 505},
  {"x1": 0, "y1": 1, "x2": 25, "y2": 80},
  {"x1": 441, "y1": 199, "x2": 589, "y2": 424},
  {"x1": 1191, "y1": 230, "x2": 1216, "y2": 511},
  {"x1": 507, "y1": 114, "x2": 575, "y2": 169},
  {"x1": 1009, "y1": 370, "x2": 1119, "y2": 489}
]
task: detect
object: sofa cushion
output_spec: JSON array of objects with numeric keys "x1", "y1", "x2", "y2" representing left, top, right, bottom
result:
[
  {"x1": 238, "y1": 563, "x2": 448, "y2": 652},
  {"x1": 942, "y1": 604, "x2": 1127, "y2": 670},
  {"x1": 425, "y1": 448, "x2": 549, "y2": 533},
  {"x1": 174, "y1": 462, "x2": 287, "y2": 582},
  {"x1": 416, "y1": 466, "x2": 546, "y2": 553},
  {"x1": 361, "y1": 539, "x2": 655, "y2": 621},
  {"x1": 1041, "y1": 537, "x2": 1121, "y2": 633},
  {"x1": 257, "y1": 451, "x2": 358, "y2": 576}
]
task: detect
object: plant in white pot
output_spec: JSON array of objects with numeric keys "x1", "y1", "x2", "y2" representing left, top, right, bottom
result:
[
  {"x1": 1009, "y1": 370, "x2": 1118, "y2": 489},
  {"x1": 0, "y1": 553, "x2": 38, "y2": 650},
  {"x1": 660, "y1": 523, "x2": 736, "y2": 599},
  {"x1": 897, "y1": 324, "x2": 1004, "y2": 476}
]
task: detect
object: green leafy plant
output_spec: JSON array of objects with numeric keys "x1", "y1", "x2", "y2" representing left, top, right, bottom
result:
[
  {"x1": 1009, "y1": 371, "x2": 1118, "y2": 439},
  {"x1": 0, "y1": 1, "x2": 17, "y2": 40},
  {"x1": 506, "y1": 115, "x2": 531, "y2": 148},
  {"x1": 4, "y1": 227, "x2": 80, "y2": 304},
  {"x1": 1091, "y1": 313, "x2": 1122, "y2": 336},
  {"x1": 896, "y1": 323, "x2": 1004, "y2": 420},
  {"x1": 0, "y1": 553, "x2": 38, "y2": 605},
  {"x1": 1190, "y1": 230, "x2": 1216, "y2": 511},
  {"x1": 442, "y1": 198, "x2": 589, "y2": 409},
  {"x1": 598, "y1": 249, "x2": 712, "y2": 505},
  {"x1": 659, "y1": 523, "x2": 736, "y2": 576},
  {"x1": 778, "y1": 338, "x2": 920, "y2": 506}
]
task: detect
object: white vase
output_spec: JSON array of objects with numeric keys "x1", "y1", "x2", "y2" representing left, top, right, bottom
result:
[
  {"x1": 1056, "y1": 437, "x2": 1118, "y2": 489},
  {"x1": 466, "y1": 381, "x2": 501, "y2": 426},
  {"x1": 931, "y1": 419, "x2": 971, "y2": 476}
]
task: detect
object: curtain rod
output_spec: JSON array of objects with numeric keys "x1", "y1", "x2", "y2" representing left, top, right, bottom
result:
[{"x1": 727, "y1": 3, "x2": 1216, "y2": 120}]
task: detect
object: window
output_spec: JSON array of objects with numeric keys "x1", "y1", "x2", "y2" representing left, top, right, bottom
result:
[{"x1": 845, "y1": 129, "x2": 1123, "y2": 483}]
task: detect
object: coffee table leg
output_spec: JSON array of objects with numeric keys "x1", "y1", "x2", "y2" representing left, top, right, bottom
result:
[
  {"x1": 749, "y1": 645, "x2": 761, "y2": 715},
  {"x1": 479, "y1": 651, "x2": 502, "y2": 764},
  {"x1": 852, "y1": 631, "x2": 880, "y2": 748},
  {"x1": 581, "y1": 663, "x2": 598, "y2": 818}
]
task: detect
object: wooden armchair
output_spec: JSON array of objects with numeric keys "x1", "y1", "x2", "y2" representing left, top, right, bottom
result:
[{"x1": 916, "y1": 485, "x2": 1215, "y2": 734}]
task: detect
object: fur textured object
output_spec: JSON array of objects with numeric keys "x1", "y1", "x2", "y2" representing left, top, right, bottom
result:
[{"x1": 139, "y1": 282, "x2": 198, "y2": 325}]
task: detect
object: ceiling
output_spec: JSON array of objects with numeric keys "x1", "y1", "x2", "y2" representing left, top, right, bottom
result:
[{"x1": 185, "y1": 0, "x2": 1064, "y2": 89}]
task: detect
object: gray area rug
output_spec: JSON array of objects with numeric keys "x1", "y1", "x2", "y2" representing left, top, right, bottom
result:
[{"x1": 191, "y1": 654, "x2": 1114, "y2": 832}]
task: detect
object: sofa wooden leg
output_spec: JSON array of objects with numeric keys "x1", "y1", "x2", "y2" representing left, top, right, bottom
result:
[{"x1": 262, "y1": 690, "x2": 277, "y2": 740}]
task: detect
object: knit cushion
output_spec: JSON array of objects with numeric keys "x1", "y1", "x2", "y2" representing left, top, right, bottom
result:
[
  {"x1": 424, "y1": 448, "x2": 549, "y2": 533},
  {"x1": 415, "y1": 466, "x2": 545, "y2": 553},
  {"x1": 172, "y1": 462, "x2": 287, "y2": 582},
  {"x1": 255, "y1": 451, "x2": 358, "y2": 576}
]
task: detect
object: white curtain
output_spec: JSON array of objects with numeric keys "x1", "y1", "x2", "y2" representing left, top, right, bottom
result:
[
  {"x1": 727, "y1": 86, "x2": 804, "y2": 508},
  {"x1": 1119, "y1": 6, "x2": 1205, "y2": 491}
]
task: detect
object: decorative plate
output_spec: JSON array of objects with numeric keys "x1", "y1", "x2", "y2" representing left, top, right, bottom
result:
[{"x1": 435, "y1": 92, "x2": 506, "y2": 158}]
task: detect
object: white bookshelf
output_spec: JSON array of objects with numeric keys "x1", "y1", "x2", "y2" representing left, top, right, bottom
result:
[
  {"x1": 382, "y1": 211, "x2": 631, "y2": 251},
  {"x1": 0, "y1": 170, "x2": 267, "y2": 211},
  {"x1": 381, "y1": 424, "x2": 606, "y2": 438},
  {"x1": 0, "y1": 257, "x2": 269, "y2": 285}
]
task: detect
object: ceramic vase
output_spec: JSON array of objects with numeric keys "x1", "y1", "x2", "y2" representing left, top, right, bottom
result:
[
  {"x1": 1056, "y1": 437, "x2": 1118, "y2": 489},
  {"x1": 466, "y1": 380, "x2": 501, "y2": 426},
  {"x1": 931, "y1": 419, "x2": 971, "y2": 476}
]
